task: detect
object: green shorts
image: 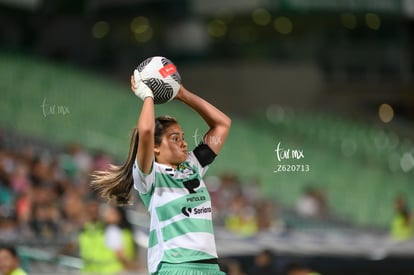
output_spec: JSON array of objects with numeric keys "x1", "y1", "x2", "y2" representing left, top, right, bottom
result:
[{"x1": 153, "y1": 262, "x2": 226, "y2": 275}]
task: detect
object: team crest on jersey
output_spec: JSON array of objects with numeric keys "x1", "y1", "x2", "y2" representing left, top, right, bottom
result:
[{"x1": 178, "y1": 163, "x2": 195, "y2": 176}]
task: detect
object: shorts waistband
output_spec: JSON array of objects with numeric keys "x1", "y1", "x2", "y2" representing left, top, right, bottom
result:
[
  {"x1": 157, "y1": 260, "x2": 220, "y2": 271},
  {"x1": 189, "y1": 258, "x2": 218, "y2": 264}
]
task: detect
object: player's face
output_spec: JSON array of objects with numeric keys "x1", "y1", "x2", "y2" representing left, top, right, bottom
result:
[
  {"x1": 0, "y1": 249, "x2": 19, "y2": 275},
  {"x1": 155, "y1": 123, "x2": 188, "y2": 168}
]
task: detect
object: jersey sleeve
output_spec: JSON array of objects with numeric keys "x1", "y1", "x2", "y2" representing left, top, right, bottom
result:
[
  {"x1": 132, "y1": 159, "x2": 155, "y2": 194},
  {"x1": 188, "y1": 143, "x2": 217, "y2": 177}
]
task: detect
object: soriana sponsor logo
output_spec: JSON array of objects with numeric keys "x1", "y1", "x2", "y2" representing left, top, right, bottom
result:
[{"x1": 159, "y1": 64, "x2": 177, "y2": 78}]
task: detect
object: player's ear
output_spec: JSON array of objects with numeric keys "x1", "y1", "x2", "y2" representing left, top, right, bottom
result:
[{"x1": 154, "y1": 146, "x2": 160, "y2": 156}]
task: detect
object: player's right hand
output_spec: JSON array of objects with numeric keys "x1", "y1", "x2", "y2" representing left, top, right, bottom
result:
[{"x1": 131, "y1": 69, "x2": 153, "y2": 101}]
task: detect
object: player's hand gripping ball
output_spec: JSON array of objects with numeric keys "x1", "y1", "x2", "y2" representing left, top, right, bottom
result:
[{"x1": 133, "y1": 56, "x2": 182, "y2": 104}]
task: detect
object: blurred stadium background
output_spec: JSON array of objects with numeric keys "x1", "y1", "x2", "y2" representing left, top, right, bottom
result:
[{"x1": 1, "y1": 0, "x2": 414, "y2": 274}]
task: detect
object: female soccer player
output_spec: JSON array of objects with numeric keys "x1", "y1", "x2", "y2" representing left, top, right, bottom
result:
[{"x1": 92, "y1": 69, "x2": 231, "y2": 275}]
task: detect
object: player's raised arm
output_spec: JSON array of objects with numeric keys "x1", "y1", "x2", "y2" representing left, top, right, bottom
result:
[
  {"x1": 130, "y1": 71, "x2": 155, "y2": 174},
  {"x1": 174, "y1": 85, "x2": 231, "y2": 155}
]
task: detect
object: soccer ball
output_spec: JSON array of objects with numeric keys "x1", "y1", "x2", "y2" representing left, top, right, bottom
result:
[{"x1": 136, "y1": 56, "x2": 182, "y2": 104}]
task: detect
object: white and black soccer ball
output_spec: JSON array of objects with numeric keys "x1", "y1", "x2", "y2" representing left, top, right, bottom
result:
[{"x1": 136, "y1": 56, "x2": 182, "y2": 104}]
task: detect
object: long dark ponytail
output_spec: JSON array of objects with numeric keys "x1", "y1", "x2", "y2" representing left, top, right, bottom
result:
[
  {"x1": 91, "y1": 116, "x2": 178, "y2": 205},
  {"x1": 90, "y1": 128, "x2": 139, "y2": 205}
]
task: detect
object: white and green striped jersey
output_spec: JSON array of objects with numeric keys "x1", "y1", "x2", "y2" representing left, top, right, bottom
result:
[{"x1": 132, "y1": 147, "x2": 218, "y2": 273}]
